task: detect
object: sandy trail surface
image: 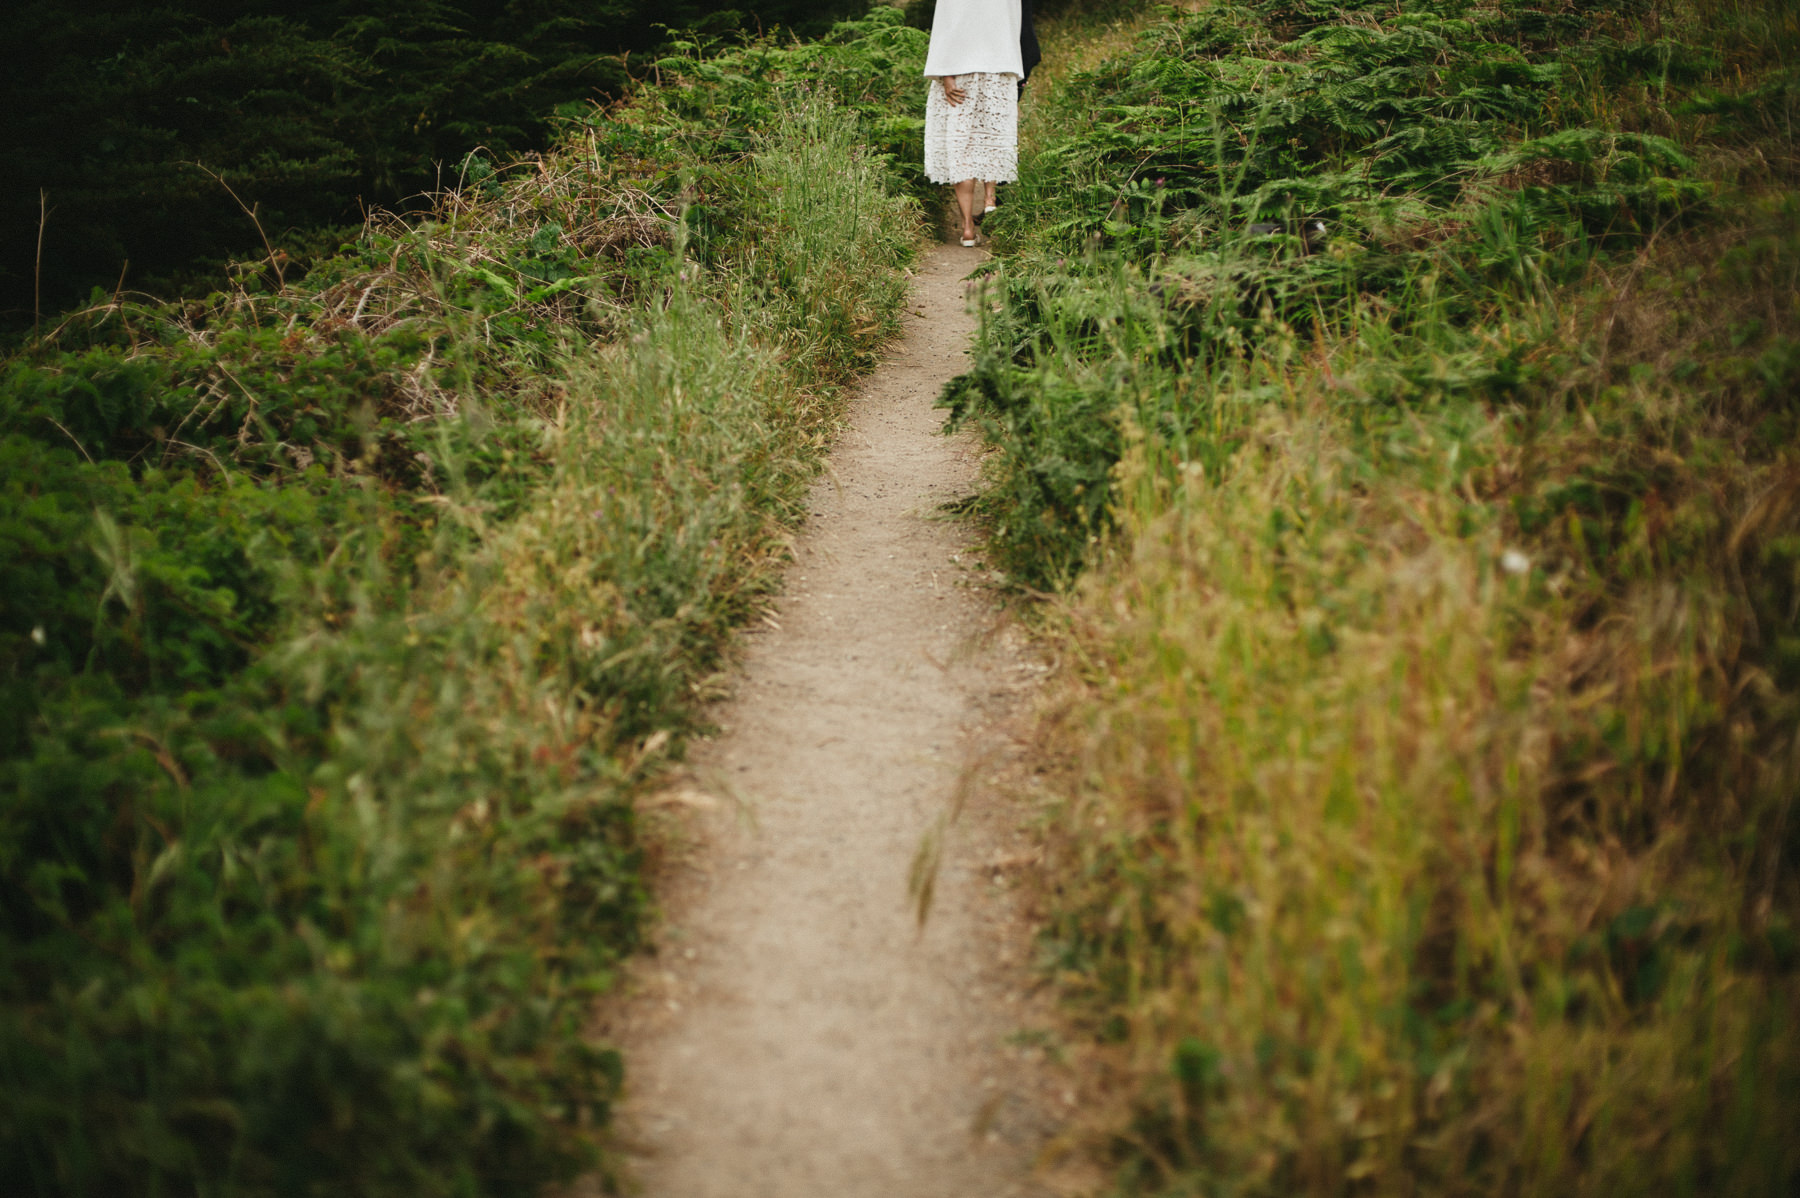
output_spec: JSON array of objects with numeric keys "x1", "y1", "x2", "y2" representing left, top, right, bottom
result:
[{"x1": 611, "y1": 244, "x2": 1054, "y2": 1198}]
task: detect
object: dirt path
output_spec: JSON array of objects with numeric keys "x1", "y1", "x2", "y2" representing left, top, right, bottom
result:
[{"x1": 611, "y1": 244, "x2": 1054, "y2": 1198}]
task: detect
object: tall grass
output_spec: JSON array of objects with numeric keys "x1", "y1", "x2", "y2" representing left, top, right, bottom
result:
[
  {"x1": 0, "y1": 17, "x2": 919, "y2": 1188},
  {"x1": 1042, "y1": 245, "x2": 1800, "y2": 1187},
  {"x1": 953, "y1": 0, "x2": 1800, "y2": 1191}
]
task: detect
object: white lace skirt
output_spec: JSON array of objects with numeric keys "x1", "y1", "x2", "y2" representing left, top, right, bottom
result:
[{"x1": 924, "y1": 72, "x2": 1019, "y2": 184}]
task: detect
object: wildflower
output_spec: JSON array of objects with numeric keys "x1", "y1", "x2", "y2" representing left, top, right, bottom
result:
[{"x1": 1501, "y1": 549, "x2": 1531, "y2": 575}]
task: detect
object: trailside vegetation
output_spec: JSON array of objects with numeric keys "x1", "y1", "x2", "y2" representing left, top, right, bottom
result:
[
  {"x1": 952, "y1": 0, "x2": 1799, "y2": 1191},
  {"x1": 3, "y1": 0, "x2": 877, "y2": 326},
  {"x1": 0, "y1": 9, "x2": 927, "y2": 1195}
]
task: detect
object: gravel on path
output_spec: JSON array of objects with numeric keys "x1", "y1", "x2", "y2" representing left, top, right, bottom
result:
[{"x1": 610, "y1": 243, "x2": 1058, "y2": 1198}]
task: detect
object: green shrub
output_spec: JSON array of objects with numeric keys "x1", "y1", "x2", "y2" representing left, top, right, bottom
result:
[
  {"x1": 0, "y1": 15, "x2": 921, "y2": 1194},
  {"x1": 955, "y1": 0, "x2": 1727, "y2": 588},
  {"x1": 959, "y1": 0, "x2": 1800, "y2": 1192}
]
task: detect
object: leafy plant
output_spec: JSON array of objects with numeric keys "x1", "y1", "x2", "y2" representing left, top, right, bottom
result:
[
  {"x1": 957, "y1": 0, "x2": 1800, "y2": 1192},
  {"x1": 0, "y1": 13, "x2": 922, "y2": 1194}
]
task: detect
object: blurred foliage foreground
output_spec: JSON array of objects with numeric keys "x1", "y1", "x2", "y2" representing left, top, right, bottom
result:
[
  {"x1": 952, "y1": 0, "x2": 1800, "y2": 1192},
  {"x1": 2, "y1": 0, "x2": 876, "y2": 324},
  {"x1": 0, "y1": 10, "x2": 926, "y2": 1195}
]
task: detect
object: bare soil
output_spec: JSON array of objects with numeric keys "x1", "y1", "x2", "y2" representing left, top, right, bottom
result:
[{"x1": 606, "y1": 244, "x2": 1061, "y2": 1198}]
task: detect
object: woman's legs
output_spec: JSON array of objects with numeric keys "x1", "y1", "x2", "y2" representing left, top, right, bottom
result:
[
  {"x1": 954, "y1": 178, "x2": 977, "y2": 243},
  {"x1": 984, "y1": 181, "x2": 998, "y2": 211}
]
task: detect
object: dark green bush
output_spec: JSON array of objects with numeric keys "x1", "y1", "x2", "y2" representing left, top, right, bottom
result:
[
  {"x1": 3, "y1": 0, "x2": 881, "y2": 327},
  {"x1": 1, "y1": 11, "x2": 922, "y2": 1194},
  {"x1": 954, "y1": 0, "x2": 1723, "y2": 587}
]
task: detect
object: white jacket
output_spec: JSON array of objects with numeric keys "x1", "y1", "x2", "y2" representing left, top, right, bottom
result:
[{"x1": 922, "y1": 0, "x2": 1024, "y2": 78}]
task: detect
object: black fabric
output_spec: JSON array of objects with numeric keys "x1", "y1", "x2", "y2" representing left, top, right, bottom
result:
[{"x1": 1019, "y1": 0, "x2": 1041, "y2": 89}]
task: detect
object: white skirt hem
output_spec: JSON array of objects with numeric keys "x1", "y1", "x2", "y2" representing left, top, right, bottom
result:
[{"x1": 924, "y1": 72, "x2": 1019, "y2": 185}]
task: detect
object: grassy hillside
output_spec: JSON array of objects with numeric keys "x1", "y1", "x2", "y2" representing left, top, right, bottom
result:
[
  {"x1": 0, "y1": 10, "x2": 928, "y2": 1194},
  {"x1": 955, "y1": 0, "x2": 1799, "y2": 1191}
]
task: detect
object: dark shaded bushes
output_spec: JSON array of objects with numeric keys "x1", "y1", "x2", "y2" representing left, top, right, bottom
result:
[{"x1": 2, "y1": 0, "x2": 879, "y2": 325}]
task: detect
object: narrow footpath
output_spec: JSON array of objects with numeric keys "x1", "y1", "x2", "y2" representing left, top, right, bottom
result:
[{"x1": 611, "y1": 244, "x2": 1055, "y2": 1198}]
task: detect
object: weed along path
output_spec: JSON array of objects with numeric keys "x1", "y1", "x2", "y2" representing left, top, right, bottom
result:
[{"x1": 609, "y1": 244, "x2": 1054, "y2": 1198}]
